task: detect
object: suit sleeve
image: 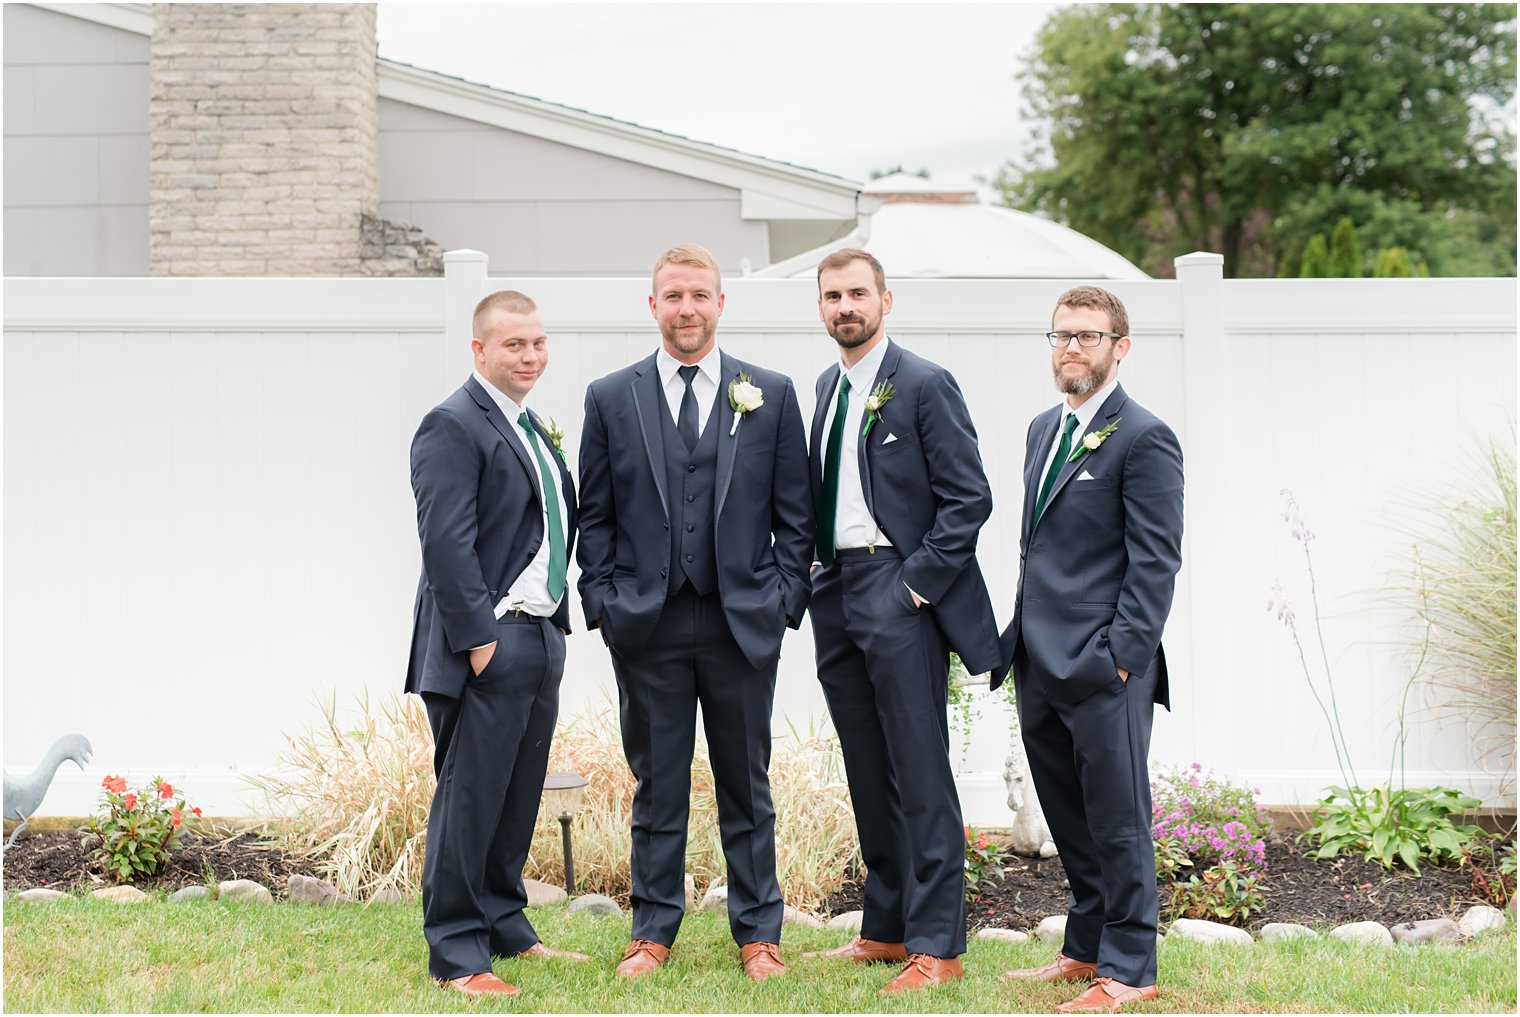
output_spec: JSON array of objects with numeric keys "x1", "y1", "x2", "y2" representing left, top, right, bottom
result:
[
  {"x1": 410, "y1": 407, "x2": 498, "y2": 653},
  {"x1": 901, "y1": 369, "x2": 994, "y2": 604},
  {"x1": 1108, "y1": 421, "x2": 1184, "y2": 675},
  {"x1": 575, "y1": 384, "x2": 615, "y2": 628},
  {"x1": 769, "y1": 378, "x2": 815, "y2": 626}
]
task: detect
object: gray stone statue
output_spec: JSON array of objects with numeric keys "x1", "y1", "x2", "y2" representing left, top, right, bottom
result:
[{"x1": 4, "y1": 734, "x2": 93, "y2": 847}]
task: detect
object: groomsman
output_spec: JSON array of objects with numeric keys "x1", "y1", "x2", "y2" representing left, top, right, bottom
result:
[
  {"x1": 406, "y1": 290, "x2": 587, "y2": 997},
  {"x1": 1000, "y1": 286, "x2": 1183, "y2": 1013},
  {"x1": 803, "y1": 249, "x2": 1003, "y2": 995},
  {"x1": 577, "y1": 244, "x2": 814, "y2": 981}
]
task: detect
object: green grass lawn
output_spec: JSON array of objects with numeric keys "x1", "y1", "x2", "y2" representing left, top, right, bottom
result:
[{"x1": 3, "y1": 896, "x2": 1514, "y2": 1013}]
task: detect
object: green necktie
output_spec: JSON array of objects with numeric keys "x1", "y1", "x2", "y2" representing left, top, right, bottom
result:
[
  {"x1": 816, "y1": 374, "x2": 851, "y2": 567},
  {"x1": 518, "y1": 411, "x2": 567, "y2": 601},
  {"x1": 1031, "y1": 412, "x2": 1078, "y2": 533}
]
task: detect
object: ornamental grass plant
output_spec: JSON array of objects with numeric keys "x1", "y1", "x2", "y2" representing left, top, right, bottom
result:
[{"x1": 251, "y1": 697, "x2": 860, "y2": 910}]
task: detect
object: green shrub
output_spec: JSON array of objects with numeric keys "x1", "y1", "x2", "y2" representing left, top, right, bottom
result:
[{"x1": 1305, "y1": 784, "x2": 1487, "y2": 875}]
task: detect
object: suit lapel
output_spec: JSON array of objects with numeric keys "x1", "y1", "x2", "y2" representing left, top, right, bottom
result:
[
  {"x1": 629, "y1": 356, "x2": 671, "y2": 524},
  {"x1": 467, "y1": 376, "x2": 537, "y2": 494},
  {"x1": 1038, "y1": 384, "x2": 1129, "y2": 527},
  {"x1": 714, "y1": 354, "x2": 740, "y2": 522},
  {"x1": 857, "y1": 339, "x2": 900, "y2": 517},
  {"x1": 1022, "y1": 407, "x2": 1062, "y2": 538},
  {"x1": 811, "y1": 370, "x2": 834, "y2": 491}
]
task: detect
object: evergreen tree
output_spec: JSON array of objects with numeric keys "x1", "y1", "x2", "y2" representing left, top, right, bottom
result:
[
  {"x1": 1329, "y1": 217, "x2": 1362, "y2": 278},
  {"x1": 1299, "y1": 235, "x2": 1329, "y2": 278}
]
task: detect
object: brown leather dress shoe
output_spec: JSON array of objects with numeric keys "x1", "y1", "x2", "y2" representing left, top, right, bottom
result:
[
  {"x1": 518, "y1": 941, "x2": 591, "y2": 962},
  {"x1": 877, "y1": 954, "x2": 964, "y2": 995},
  {"x1": 800, "y1": 936, "x2": 909, "y2": 963},
  {"x1": 614, "y1": 939, "x2": 670, "y2": 978},
  {"x1": 1054, "y1": 977, "x2": 1159, "y2": 1013},
  {"x1": 1002, "y1": 951, "x2": 1099, "y2": 983},
  {"x1": 739, "y1": 942, "x2": 787, "y2": 981},
  {"x1": 438, "y1": 972, "x2": 520, "y2": 996}
]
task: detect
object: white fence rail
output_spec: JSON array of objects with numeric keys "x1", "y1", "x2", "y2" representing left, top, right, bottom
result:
[{"x1": 4, "y1": 254, "x2": 1515, "y2": 823}]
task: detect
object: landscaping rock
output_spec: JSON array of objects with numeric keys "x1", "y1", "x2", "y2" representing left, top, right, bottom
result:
[
  {"x1": 17, "y1": 888, "x2": 68, "y2": 903},
  {"x1": 218, "y1": 879, "x2": 273, "y2": 903},
  {"x1": 567, "y1": 894, "x2": 622, "y2": 917},
  {"x1": 369, "y1": 887, "x2": 406, "y2": 905},
  {"x1": 169, "y1": 886, "x2": 211, "y2": 903},
  {"x1": 1328, "y1": 921, "x2": 1392, "y2": 946},
  {"x1": 783, "y1": 905, "x2": 824, "y2": 928},
  {"x1": 1034, "y1": 915, "x2": 1066, "y2": 943},
  {"x1": 1260, "y1": 922, "x2": 1319, "y2": 942},
  {"x1": 287, "y1": 874, "x2": 340, "y2": 905},
  {"x1": 1458, "y1": 905, "x2": 1506, "y2": 937},
  {"x1": 524, "y1": 878, "x2": 567, "y2": 907},
  {"x1": 91, "y1": 885, "x2": 148, "y2": 903},
  {"x1": 828, "y1": 909, "x2": 863, "y2": 932},
  {"x1": 976, "y1": 927, "x2": 1030, "y2": 944},
  {"x1": 685, "y1": 874, "x2": 696, "y2": 912},
  {"x1": 1167, "y1": 918, "x2": 1253, "y2": 947},
  {"x1": 699, "y1": 883, "x2": 728, "y2": 912},
  {"x1": 1390, "y1": 918, "x2": 1463, "y2": 945}
]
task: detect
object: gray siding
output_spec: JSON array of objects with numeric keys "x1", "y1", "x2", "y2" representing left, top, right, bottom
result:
[
  {"x1": 4, "y1": 5, "x2": 150, "y2": 275},
  {"x1": 378, "y1": 98, "x2": 770, "y2": 275}
]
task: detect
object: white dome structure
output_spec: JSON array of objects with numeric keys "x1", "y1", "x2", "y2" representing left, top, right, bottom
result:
[{"x1": 756, "y1": 172, "x2": 1148, "y2": 280}]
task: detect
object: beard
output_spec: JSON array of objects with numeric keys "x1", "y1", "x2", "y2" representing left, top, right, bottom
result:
[
  {"x1": 826, "y1": 310, "x2": 882, "y2": 350},
  {"x1": 1053, "y1": 350, "x2": 1115, "y2": 395},
  {"x1": 661, "y1": 316, "x2": 717, "y2": 358}
]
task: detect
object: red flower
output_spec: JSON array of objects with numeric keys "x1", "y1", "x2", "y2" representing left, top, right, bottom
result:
[
  {"x1": 170, "y1": 807, "x2": 183, "y2": 827},
  {"x1": 964, "y1": 825, "x2": 972, "y2": 839},
  {"x1": 158, "y1": 781, "x2": 174, "y2": 800},
  {"x1": 192, "y1": 807, "x2": 203, "y2": 818},
  {"x1": 977, "y1": 835, "x2": 990, "y2": 849},
  {"x1": 122, "y1": 793, "x2": 138, "y2": 810},
  {"x1": 102, "y1": 776, "x2": 127, "y2": 794}
]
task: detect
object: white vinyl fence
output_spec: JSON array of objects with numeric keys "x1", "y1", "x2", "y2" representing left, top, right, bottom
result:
[{"x1": 4, "y1": 252, "x2": 1515, "y2": 823}]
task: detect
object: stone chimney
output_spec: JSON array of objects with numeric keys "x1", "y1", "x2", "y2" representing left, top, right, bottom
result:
[{"x1": 149, "y1": 4, "x2": 438, "y2": 276}]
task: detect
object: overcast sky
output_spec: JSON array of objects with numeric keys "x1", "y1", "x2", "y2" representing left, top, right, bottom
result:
[{"x1": 376, "y1": 2, "x2": 1060, "y2": 191}]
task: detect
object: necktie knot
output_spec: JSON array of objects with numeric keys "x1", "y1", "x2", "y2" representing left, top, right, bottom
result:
[{"x1": 678, "y1": 365, "x2": 700, "y2": 388}]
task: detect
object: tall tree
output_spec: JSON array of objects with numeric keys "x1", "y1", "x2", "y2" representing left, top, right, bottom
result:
[
  {"x1": 1328, "y1": 217, "x2": 1362, "y2": 278},
  {"x1": 996, "y1": 4, "x2": 1516, "y2": 277}
]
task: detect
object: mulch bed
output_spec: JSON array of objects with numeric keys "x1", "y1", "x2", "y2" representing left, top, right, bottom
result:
[
  {"x1": 2, "y1": 828, "x2": 327, "y2": 898},
  {"x1": 821, "y1": 835, "x2": 1515, "y2": 932}
]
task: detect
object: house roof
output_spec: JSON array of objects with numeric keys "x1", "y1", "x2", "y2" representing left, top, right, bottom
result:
[{"x1": 30, "y1": 3, "x2": 870, "y2": 224}]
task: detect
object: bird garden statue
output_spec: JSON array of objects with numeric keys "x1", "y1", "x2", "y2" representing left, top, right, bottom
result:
[{"x1": 4, "y1": 734, "x2": 93, "y2": 848}]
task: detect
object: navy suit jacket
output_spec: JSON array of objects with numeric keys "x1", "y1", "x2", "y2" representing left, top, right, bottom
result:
[
  {"x1": 405, "y1": 376, "x2": 578, "y2": 699},
  {"x1": 1002, "y1": 382, "x2": 1183, "y2": 707},
  {"x1": 810, "y1": 338, "x2": 1003, "y2": 678},
  {"x1": 576, "y1": 350, "x2": 814, "y2": 669}
]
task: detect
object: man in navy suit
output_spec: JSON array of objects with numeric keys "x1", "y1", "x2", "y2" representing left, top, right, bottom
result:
[
  {"x1": 802, "y1": 249, "x2": 1003, "y2": 995},
  {"x1": 1000, "y1": 286, "x2": 1184, "y2": 1013},
  {"x1": 406, "y1": 290, "x2": 587, "y2": 997},
  {"x1": 577, "y1": 244, "x2": 813, "y2": 981}
]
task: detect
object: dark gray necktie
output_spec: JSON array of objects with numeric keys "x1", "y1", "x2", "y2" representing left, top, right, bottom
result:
[{"x1": 677, "y1": 365, "x2": 700, "y2": 451}]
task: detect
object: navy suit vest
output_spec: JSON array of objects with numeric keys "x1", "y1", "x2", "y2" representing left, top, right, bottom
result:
[{"x1": 660, "y1": 394, "x2": 720, "y2": 596}]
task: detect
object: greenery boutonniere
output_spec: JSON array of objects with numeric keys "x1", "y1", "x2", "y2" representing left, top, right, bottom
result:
[
  {"x1": 862, "y1": 381, "x2": 895, "y2": 438},
  {"x1": 728, "y1": 373, "x2": 764, "y2": 435},
  {"x1": 546, "y1": 417, "x2": 568, "y2": 463},
  {"x1": 1067, "y1": 417, "x2": 1122, "y2": 463}
]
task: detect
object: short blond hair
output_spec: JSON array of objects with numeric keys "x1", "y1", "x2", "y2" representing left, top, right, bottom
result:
[
  {"x1": 652, "y1": 243, "x2": 721, "y2": 294},
  {"x1": 816, "y1": 247, "x2": 885, "y2": 294},
  {"x1": 473, "y1": 290, "x2": 538, "y2": 338},
  {"x1": 1054, "y1": 285, "x2": 1129, "y2": 338}
]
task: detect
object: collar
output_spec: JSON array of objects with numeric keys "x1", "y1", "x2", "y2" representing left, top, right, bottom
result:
[
  {"x1": 472, "y1": 369, "x2": 529, "y2": 422},
  {"x1": 838, "y1": 335, "x2": 890, "y2": 391},
  {"x1": 657, "y1": 343, "x2": 723, "y2": 388}
]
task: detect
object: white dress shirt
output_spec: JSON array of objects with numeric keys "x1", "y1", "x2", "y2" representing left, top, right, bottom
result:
[
  {"x1": 819, "y1": 337, "x2": 895, "y2": 553},
  {"x1": 472, "y1": 370, "x2": 569, "y2": 619},
  {"x1": 657, "y1": 344, "x2": 722, "y2": 436},
  {"x1": 1037, "y1": 374, "x2": 1120, "y2": 493}
]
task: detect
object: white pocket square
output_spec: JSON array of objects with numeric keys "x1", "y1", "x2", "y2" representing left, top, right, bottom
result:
[
  {"x1": 882, "y1": 433, "x2": 898, "y2": 445},
  {"x1": 1077, "y1": 469, "x2": 1097, "y2": 481}
]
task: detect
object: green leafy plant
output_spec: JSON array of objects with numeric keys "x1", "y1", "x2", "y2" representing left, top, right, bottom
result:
[
  {"x1": 1166, "y1": 859, "x2": 1266, "y2": 923},
  {"x1": 1273, "y1": 491, "x2": 1495, "y2": 873},
  {"x1": 1151, "y1": 764, "x2": 1273, "y2": 925},
  {"x1": 947, "y1": 652, "x2": 1018, "y2": 760},
  {"x1": 964, "y1": 825, "x2": 1007, "y2": 902},
  {"x1": 84, "y1": 774, "x2": 201, "y2": 883},
  {"x1": 1306, "y1": 784, "x2": 1486, "y2": 875}
]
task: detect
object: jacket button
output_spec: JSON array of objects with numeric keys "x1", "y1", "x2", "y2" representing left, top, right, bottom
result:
[
  {"x1": 685, "y1": 554, "x2": 694, "y2": 562},
  {"x1": 686, "y1": 524, "x2": 694, "y2": 532},
  {"x1": 662, "y1": 522, "x2": 669, "y2": 529},
  {"x1": 660, "y1": 570, "x2": 667, "y2": 579},
  {"x1": 686, "y1": 494, "x2": 695, "y2": 502},
  {"x1": 687, "y1": 464, "x2": 696, "y2": 473}
]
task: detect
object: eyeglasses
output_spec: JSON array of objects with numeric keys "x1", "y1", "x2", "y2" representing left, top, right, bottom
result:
[{"x1": 1047, "y1": 331, "x2": 1122, "y2": 348}]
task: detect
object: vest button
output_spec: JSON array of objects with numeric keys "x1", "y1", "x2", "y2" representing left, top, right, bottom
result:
[
  {"x1": 685, "y1": 554, "x2": 694, "y2": 562},
  {"x1": 687, "y1": 464, "x2": 696, "y2": 473},
  {"x1": 686, "y1": 494, "x2": 695, "y2": 502},
  {"x1": 686, "y1": 524, "x2": 694, "y2": 532}
]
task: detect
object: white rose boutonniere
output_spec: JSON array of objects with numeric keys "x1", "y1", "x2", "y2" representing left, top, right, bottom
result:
[
  {"x1": 1067, "y1": 417, "x2": 1121, "y2": 463},
  {"x1": 728, "y1": 372, "x2": 764, "y2": 435},
  {"x1": 862, "y1": 381, "x2": 896, "y2": 438}
]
